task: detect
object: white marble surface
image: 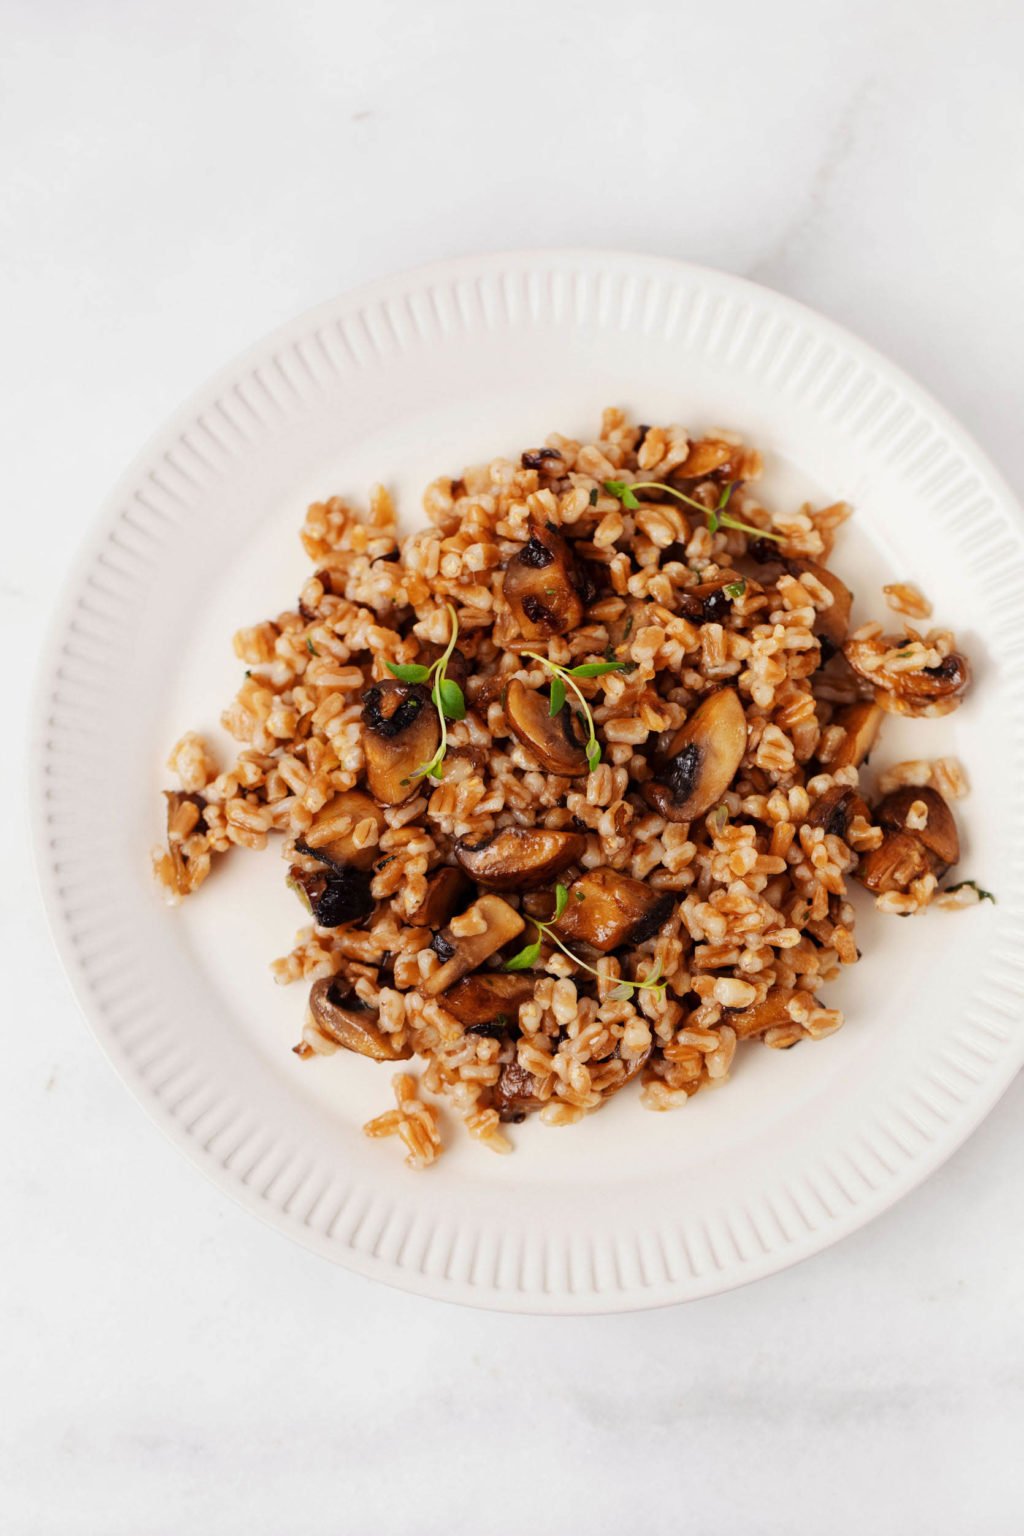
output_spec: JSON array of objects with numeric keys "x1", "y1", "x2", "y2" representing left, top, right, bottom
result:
[{"x1": 4, "y1": 1, "x2": 1023, "y2": 1530}]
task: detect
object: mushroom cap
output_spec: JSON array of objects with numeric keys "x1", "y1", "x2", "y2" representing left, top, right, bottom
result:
[
  {"x1": 858, "y1": 831, "x2": 934, "y2": 894},
  {"x1": 502, "y1": 524, "x2": 586, "y2": 639},
  {"x1": 295, "y1": 789, "x2": 386, "y2": 872},
  {"x1": 806, "y1": 785, "x2": 871, "y2": 841},
  {"x1": 307, "y1": 977, "x2": 412, "y2": 1060},
  {"x1": 555, "y1": 866, "x2": 672, "y2": 953},
  {"x1": 440, "y1": 972, "x2": 536, "y2": 1027},
  {"x1": 643, "y1": 687, "x2": 747, "y2": 823},
  {"x1": 503, "y1": 677, "x2": 589, "y2": 775},
  {"x1": 406, "y1": 866, "x2": 473, "y2": 928},
  {"x1": 876, "y1": 786, "x2": 959, "y2": 868},
  {"x1": 361, "y1": 681, "x2": 440, "y2": 805},
  {"x1": 454, "y1": 826, "x2": 587, "y2": 890}
]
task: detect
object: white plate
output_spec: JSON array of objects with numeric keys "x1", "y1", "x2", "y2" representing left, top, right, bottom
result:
[{"x1": 33, "y1": 251, "x2": 1024, "y2": 1312}]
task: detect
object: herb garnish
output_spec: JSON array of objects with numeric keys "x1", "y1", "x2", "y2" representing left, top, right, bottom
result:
[
  {"x1": 523, "y1": 653, "x2": 635, "y2": 772},
  {"x1": 723, "y1": 579, "x2": 747, "y2": 600},
  {"x1": 944, "y1": 880, "x2": 996, "y2": 904},
  {"x1": 604, "y1": 479, "x2": 784, "y2": 543},
  {"x1": 386, "y1": 603, "x2": 465, "y2": 782},
  {"x1": 504, "y1": 884, "x2": 667, "y2": 1002}
]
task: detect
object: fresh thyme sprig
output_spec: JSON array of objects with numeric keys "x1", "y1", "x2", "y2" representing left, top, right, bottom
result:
[
  {"x1": 523, "y1": 653, "x2": 634, "y2": 772},
  {"x1": 604, "y1": 478, "x2": 784, "y2": 543},
  {"x1": 504, "y1": 884, "x2": 667, "y2": 1002},
  {"x1": 386, "y1": 603, "x2": 464, "y2": 782}
]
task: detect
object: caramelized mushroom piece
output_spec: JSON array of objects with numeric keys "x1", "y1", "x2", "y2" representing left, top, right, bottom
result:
[
  {"x1": 502, "y1": 523, "x2": 585, "y2": 639},
  {"x1": 454, "y1": 827, "x2": 587, "y2": 891},
  {"x1": 288, "y1": 865, "x2": 374, "y2": 927},
  {"x1": 504, "y1": 677, "x2": 589, "y2": 775},
  {"x1": 844, "y1": 637, "x2": 971, "y2": 717},
  {"x1": 859, "y1": 786, "x2": 959, "y2": 895},
  {"x1": 876, "y1": 786, "x2": 959, "y2": 867},
  {"x1": 295, "y1": 789, "x2": 386, "y2": 872},
  {"x1": 304, "y1": 977, "x2": 411, "y2": 1060},
  {"x1": 828, "y1": 700, "x2": 883, "y2": 769},
  {"x1": 440, "y1": 972, "x2": 537, "y2": 1028},
  {"x1": 677, "y1": 571, "x2": 745, "y2": 626},
  {"x1": 729, "y1": 988, "x2": 802, "y2": 1040},
  {"x1": 423, "y1": 895, "x2": 526, "y2": 995},
  {"x1": 493, "y1": 1059, "x2": 545, "y2": 1121},
  {"x1": 789, "y1": 560, "x2": 852, "y2": 647},
  {"x1": 643, "y1": 688, "x2": 747, "y2": 823},
  {"x1": 361, "y1": 681, "x2": 440, "y2": 805},
  {"x1": 555, "y1": 867, "x2": 672, "y2": 953},
  {"x1": 806, "y1": 785, "x2": 871, "y2": 841},
  {"x1": 407, "y1": 866, "x2": 473, "y2": 928}
]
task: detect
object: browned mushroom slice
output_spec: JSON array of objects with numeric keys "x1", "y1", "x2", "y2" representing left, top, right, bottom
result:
[
  {"x1": 440, "y1": 972, "x2": 537, "y2": 1028},
  {"x1": 504, "y1": 677, "x2": 589, "y2": 775},
  {"x1": 502, "y1": 524, "x2": 585, "y2": 639},
  {"x1": 671, "y1": 437, "x2": 738, "y2": 480},
  {"x1": 729, "y1": 988, "x2": 801, "y2": 1040},
  {"x1": 806, "y1": 785, "x2": 871, "y2": 840},
  {"x1": 676, "y1": 571, "x2": 745, "y2": 625},
  {"x1": 295, "y1": 789, "x2": 386, "y2": 872},
  {"x1": 643, "y1": 687, "x2": 747, "y2": 823},
  {"x1": 493, "y1": 1059, "x2": 546, "y2": 1121},
  {"x1": 844, "y1": 637, "x2": 971, "y2": 717},
  {"x1": 304, "y1": 977, "x2": 412, "y2": 1060},
  {"x1": 858, "y1": 831, "x2": 934, "y2": 894},
  {"x1": 288, "y1": 865, "x2": 375, "y2": 927},
  {"x1": 555, "y1": 867, "x2": 672, "y2": 953},
  {"x1": 361, "y1": 680, "x2": 440, "y2": 804},
  {"x1": 876, "y1": 786, "x2": 960, "y2": 869},
  {"x1": 423, "y1": 894, "x2": 526, "y2": 995},
  {"x1": 407, "y1": 866, "x2": 473, "y2": 928},
  {"x1": 789, "y1": 560, "x2": 852, "y2": 647},
  {"x1": 828, "y1": 700, "x2": 883, "y2": 769},
  {"x1": 454, "y1": 827, "x2": 587, "y2": 891}
]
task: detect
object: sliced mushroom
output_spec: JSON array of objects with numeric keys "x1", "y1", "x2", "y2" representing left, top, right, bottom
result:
[
  {"x1": 440, "y1": 972, "x2": 537, "y2": 1028},
  {"x1": 305, "y1": 976, "x2": 411, "y2": 1060},
  {"x1": 504, "y1": 677, "x2": 589, "y2": 775},
  {"x1": 677, "y1": 570, "x2": 745, "y2": 626},
  {"x1": 288, "y1": 865, "x2": 375, "y2": 927},
  {"x1": 502, "y1": 523, "x2": 585, "y2": 639},
  {"x1": 828, "y1": 700, "x2": 883, "y2": 769},
  {"x1": 671, "y1": 437, "x2": 738, "y2": 481},
  {"x1": 555, "y1": 867, "x2": 672, "y2": 953},
  {"x1": 876, "y1": 786, "x2": 959, "y2": 867},
  {"x1": 858, "y1": 832, "x2": 934, "y2": 895},
  {"x1": 423, "y1": 894, "x2": 526, "y2": 995},
  {"x1": 361, "y1": 681, "x2": 440, "y2": 804},
  {"x1": 493, "y1": 1059, "x2": 545, "y2": 1121},
  {"x1": 454, "y1": 826, "x2": 587, "y2": 891},
  {"x1": 844, "y1": 637, "x2": 971, "y2": 717},
  {"x1": 729, "y1": 988, "x2": 801, "y2": 1040},
  {"x1": 789, "y1": 560, "x2": 852, "y2": 647},
  {"x1": 295, "y1": 790, "x2": 386, "y2": 872},
  {"x1": 806, "y1": 785, "x2": 871, "y2": 841},
  {"x1": 407, "y1": 866, "x2": 473, "y2": 928},
  {"x1": 643, "y1": 688, "x2": 747, "y2": 823}
]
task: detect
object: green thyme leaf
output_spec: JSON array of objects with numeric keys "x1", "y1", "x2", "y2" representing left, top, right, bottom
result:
[
  {"x1": 945, "y1": 880, "x2": 996, "y2": 903},
  {"x1": 548, "y1": 675, "x2": 567, "y2": 716},
  {"x1": 570, "y1": 660, "x2": 635, "y2": 678},
  {"x1": 386, "y1": 660, "x2": 431, "y2": 683},
  {"x1": 606, "y1": 981, "x2": 634, "y2": 1002},
  {"x1": 604, "y1": 480, "x2": 640, "y2": 511},
  {"x1": 505, "y1": 937, "x2": 543, "y2": 971},
  {"x1": 717, "y1": 482, "x2": 736, "y2": 511},
  {"x1": 437, "y1": 677, "x2": 466, "y2": 721},
  {"x1": 585, "y1": 738, "x2": 602, "y2": 772},
  {"x1": 306, "y1": 639, "x2": 318, "y2": 656},
  {"x1": 723, "y1": 579, "x2": 746, "y2": 600},
  {"x1": 553, "y1": 883, "x2": 569, "y2": 921}
]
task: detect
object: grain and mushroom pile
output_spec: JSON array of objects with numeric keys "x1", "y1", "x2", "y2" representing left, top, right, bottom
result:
[{"x1": 154, "y1": 410, "x2": 977, "y2": 1168}]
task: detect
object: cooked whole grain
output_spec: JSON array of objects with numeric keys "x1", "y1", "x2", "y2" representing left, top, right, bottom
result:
[{"x1": 154, "y1": 410, "x2": 976, "y2": 1167}]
